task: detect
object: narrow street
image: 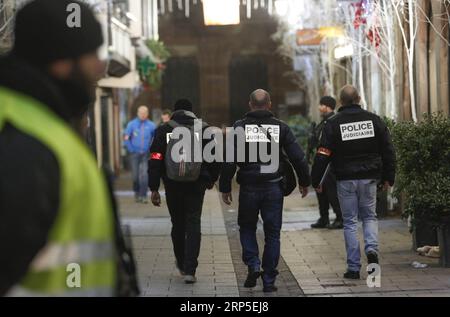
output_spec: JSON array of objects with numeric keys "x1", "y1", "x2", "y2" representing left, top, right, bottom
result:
[{"x1": 116, "y1": 174, "x2": 450, "y2": 297}]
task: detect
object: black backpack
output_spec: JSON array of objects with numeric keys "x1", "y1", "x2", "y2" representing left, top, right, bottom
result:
[{"x1": 165, "y1": 112, "x2": 207, "y2": 182}]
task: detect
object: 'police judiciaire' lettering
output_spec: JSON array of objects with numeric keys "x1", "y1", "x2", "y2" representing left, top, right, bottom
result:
[
  {"x1": 340, "y1": 121, "x2": 375, "y2": 141},
  {"x1": 245, "y1": 125, "x2": 280, "y2": 143}
]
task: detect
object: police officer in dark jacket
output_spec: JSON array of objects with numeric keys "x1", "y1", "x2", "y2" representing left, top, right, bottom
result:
[
  {"x1": 308, "y1": 96, "x2": 343, "y2": 229},
  {"x1": 220, "y1": 89, "x2": 311, "y2": 293},
  {"x1": 311, "y1": 86, "x2": 396, "y2": 280},
  {"x1": 148, "y1": 99, "x2": 220, "y2": 284}
]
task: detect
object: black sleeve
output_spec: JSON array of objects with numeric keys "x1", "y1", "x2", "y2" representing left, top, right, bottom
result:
[
  {"x1": 219, "y1": 163, "x2": 237, "y2": 194},
  {"x1": 219, "y1": 125, "x2": 238, "y2": 193},
  {"x1": 202, "y1": 127, "x2": 221, "y2": 184},
  {"x1": 283, "y1": 125, "x2": 311, "y2": 187},
  {"x1": 0, "y1": 125, "x2": 60, "y2": 296},
  {"x1": 148, "y1": 126, "x2": 167, "y2": 192},
  {"x1": 378, "y1": 118, "x2": 396, "y2": 186},
  {"x1": 311, "y1": 122, "x2": 335, "y2": 188}
]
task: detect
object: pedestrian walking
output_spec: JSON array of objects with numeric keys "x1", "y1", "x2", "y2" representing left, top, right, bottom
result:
[
  {"x1": 160, "y1": 109, "x2": 172, "y2": 125},
  {"x1": 308, "y1": 96, "x2": 343, "y2": 229},
  {"x1": 220, "y1": 89, "x2": 311, "y2": 293},
  {"x1": 124, "y1": 106, "x2": 156, "y2": 204},
  {"x1": 148, "y1": 99, "x2": 220, "y2": 284},
  {"x1": 311, "y1": 85, "x2": 396, "y2": 279}
]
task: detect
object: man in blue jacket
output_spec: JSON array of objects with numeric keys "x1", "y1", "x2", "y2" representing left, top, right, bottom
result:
[{"x1": 124, "y1": 106, "x2": 156, "y2": 203}]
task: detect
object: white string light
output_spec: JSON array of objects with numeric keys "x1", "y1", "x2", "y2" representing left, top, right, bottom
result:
[
  {"x1": 185, "y1": 0, "x2": 189, "y2": 17},
  {"x1": 159, "y1": 0, "x2": 165, "y2": 14}
]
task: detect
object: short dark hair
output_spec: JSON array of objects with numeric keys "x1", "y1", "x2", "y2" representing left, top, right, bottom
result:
[
  {"x1": 162, "y1": 109, "x2": 172, "y2": 116},
  {"x1": 340, "y1": 85, "x2": 360, "y2": 106},
  {"x1": 174, "y1": 99, "x2": 193, "y2": 112},
  {"x1": 320, "y1": 96, "x2": 337, "y2": 110},
  {"x1": 250, "y1": 89, "x2": 271, "y2": 109}
]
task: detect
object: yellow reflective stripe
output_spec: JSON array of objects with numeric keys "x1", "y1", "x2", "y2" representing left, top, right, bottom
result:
[
  {"x1": 7, "y1": 286, "x2": 114, "y2": 297},
  {"x1": 30, "y1": 241, "x2": 114, "y2": 272},
  {"x1": 20, "y1": 260, "x2": 115, "y2": 295}
]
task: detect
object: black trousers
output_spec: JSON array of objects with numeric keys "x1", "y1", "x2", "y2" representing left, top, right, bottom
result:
[
  {"x1": 316, "y1": 173, "x2": 343, "y2": 221},
  {"x1": 164, "y1": 181, "x2": 207, "y2": 275}
]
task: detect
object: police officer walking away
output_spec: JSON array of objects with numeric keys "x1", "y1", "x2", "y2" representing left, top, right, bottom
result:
[
  {"x1": 220, "y1": 89, "x2": 311, "y2": 293},
  {"x1": 308, "y1": 96, "x2": 343, "y2": 229},
  {"x1": 311, "y1": 86, "x2": 396, "y2": 280},
  {"x1": 148, "y1": 99, "x2": 220, "y2": 284}
]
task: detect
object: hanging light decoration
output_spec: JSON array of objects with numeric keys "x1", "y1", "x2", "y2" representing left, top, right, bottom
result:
[
  {"x1": 202, "y1": 0, "x2": 240, "y2": 25},
  {"x1": 158, "y1": 0, "x2": 278, "y2": 22}
]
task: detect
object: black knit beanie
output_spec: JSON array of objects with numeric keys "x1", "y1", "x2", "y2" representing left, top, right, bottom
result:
[
  {"x1": 13, "y1": 0, "x2": 103, "y2": 66},
  {"x1": 174, "y1": 99, "x2": 193, "y2": 112}
]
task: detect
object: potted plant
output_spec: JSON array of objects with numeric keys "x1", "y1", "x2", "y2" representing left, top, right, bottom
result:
[{"x1": 391, "y1": 113, "x2": 450, "y2": 263}]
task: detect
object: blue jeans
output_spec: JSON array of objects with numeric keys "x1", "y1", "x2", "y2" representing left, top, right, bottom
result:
[
  {"x1": 238, "y1": 182, "x2": 284, "y2": 286},
  {"x1": 130, "y1": 152, "x2": 149, "y2": 198},
  {"x1": 337, "y1": 179, "x2": 379, "y2": 272}
]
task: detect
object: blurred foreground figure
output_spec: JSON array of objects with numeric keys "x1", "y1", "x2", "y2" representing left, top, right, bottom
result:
[{"x1": 0, "y1": 0, "x2": 138, "y2": 296}]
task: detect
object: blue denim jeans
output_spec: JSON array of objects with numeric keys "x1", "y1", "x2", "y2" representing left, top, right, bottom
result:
[
  {"x1": 337, "y1": 179, "x2": 379, "y2": 272},
  {"x1": 238, "y1": 182, "x2": 284, "y2": 286},
  {"x1": 130, "y1": 152, "x2": 149, "y2": 198}
]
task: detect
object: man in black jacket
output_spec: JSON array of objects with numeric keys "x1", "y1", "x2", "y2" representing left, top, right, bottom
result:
[
  {"x1": 220, "y1": 89, "x2": 310, "y2": 293},
  {"x1": 311, "y1": 85, "x2": 396, "y2": 280},
  {"x1": 148, "y1": 99, "x2": 220, "y2": 284},
  {"x1": 308, "y1": 96, "x2": 343, "y2": 230}
]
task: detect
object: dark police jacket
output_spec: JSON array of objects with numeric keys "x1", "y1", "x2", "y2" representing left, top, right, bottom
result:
[
  {"x1": 219, "y1": 110, "x2": 311, "y2": 193},
  {"x1": 307, "y1": 111, "x2": 336, "y2": 164},
  {"x1": 311, "y1": 104, "x2": 396, "y2": 188},
  {"x1": 148, "y1": 110, "x2": 221, "y2": 192}
]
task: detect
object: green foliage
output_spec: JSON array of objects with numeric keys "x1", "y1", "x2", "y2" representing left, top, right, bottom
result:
[
  {"x1": 138, "y1": 40, "x2": 170, "y2": 89},
  {"x1": 390, "y1": 113, "x2": 450, "y2": 225},
  {"x1": 145, "y1": 39, "x2": 171, "y2": 61},
  {"x1": 287, "y1": 114, "x2": 311, "y2": 152}
]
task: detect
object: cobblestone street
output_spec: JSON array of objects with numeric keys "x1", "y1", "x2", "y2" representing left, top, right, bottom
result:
[{"x1": 116, "y1": 176, "x2": 450, "y2": 298}]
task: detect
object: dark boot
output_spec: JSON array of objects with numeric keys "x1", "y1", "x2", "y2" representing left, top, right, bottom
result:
[
  {"x1": 343, "y1": 270, "x2": 360, "y2": 280},
  {"x1": 263, "y1": 284, "x2": 278, "y2": 293},
  {"x1": 244, "y1": 269, "x2": 261, "y2": 288},
  {"x1": 327, "y1": 218, "x2": 343, "y2": 230},
  {"x1": 311, "y1": 218, "x2": 330, "y2": 229},
  {"x1": 367, "y1": 251, "x2": 379, "y2": 265}
]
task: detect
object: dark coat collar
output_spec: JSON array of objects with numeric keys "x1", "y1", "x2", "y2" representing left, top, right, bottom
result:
[
  {"x1": 338, "y1": 104, "x2": 363, "y2": 113},
  {"x1": 0, "y1": 54, "x2": 71, "y2": 121},
  {"x1": 245, "y1": 110, "x2": 274, "y2": 119}
]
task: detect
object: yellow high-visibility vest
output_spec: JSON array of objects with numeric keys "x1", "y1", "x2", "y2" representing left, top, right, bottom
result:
[{"x1": 0, "y1": 87, "x2": 116, "y2": 296}]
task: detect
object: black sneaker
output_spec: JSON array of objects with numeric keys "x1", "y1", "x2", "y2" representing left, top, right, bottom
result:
[
  {"x1": 327, "y1": 219, "x2": 344, "y2": 230},
  {"x1": 343, "y1": 271, "x2": 360, "y2": 280},
  {"x1": 263, "y1": 285, "x2": 278, "y2": 293},
  {"x1": 244, "y1": 270, "x2": 261, "y2": 288},
  {"x1": 367, "y1": 251, "x2": 379, "y2": 265},
  {"x1": 311, "y1": 218, "x2": 330, "y2": 229}
]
